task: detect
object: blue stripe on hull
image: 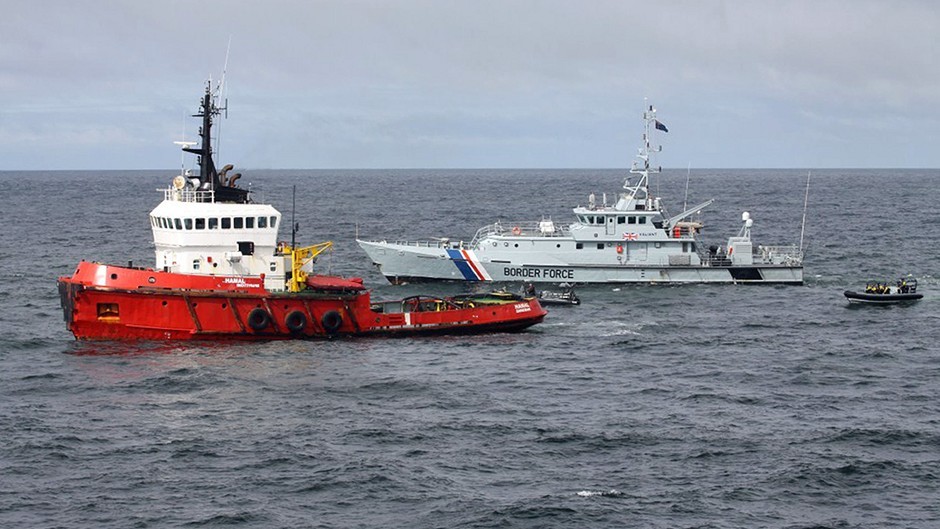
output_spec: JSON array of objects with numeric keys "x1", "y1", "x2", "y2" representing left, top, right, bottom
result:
[{"x1": 445, "y1": 249, "x2": 480, "y2": 281}]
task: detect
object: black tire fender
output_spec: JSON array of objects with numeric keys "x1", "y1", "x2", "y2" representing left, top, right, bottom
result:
[
  {"x1": 247, "y1": 308, "x2": 271, "y2": 331},
  {"x1": 321, "y1": 310, "x2": 343, "y2": 334},
  {"x1": 285, "y1": 310, "x2": 307, "y2": 333}
]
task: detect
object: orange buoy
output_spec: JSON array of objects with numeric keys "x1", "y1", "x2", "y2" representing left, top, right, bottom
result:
[
  {"x1": 512, "y1": 226, "x2": 522, "y2": 236},
  {"x1": 616, "y1": 245, "x2": 623, "y2": 254}
]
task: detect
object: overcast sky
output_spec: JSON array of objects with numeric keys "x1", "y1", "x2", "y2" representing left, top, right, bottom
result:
[{"x1": 1, "y1": 0, "x2": 938, "y2": 169}]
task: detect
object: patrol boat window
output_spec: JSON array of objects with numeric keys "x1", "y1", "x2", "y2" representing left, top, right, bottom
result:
[
  {"x1": 246, "y1": 217, "x2": 254, "y2": 229},
  {"x1": 234, "y1": 217, "x2": 243, "y2": 229},
  {"x1": 208, "y1": 218, "x2": 219, "y2": 230},
  {"x1": 184, "y1": 218, "x2": 193, "y2": 230},
  {"x1": 174, "y1": 218, "x2": 182, "y2": 230},
  {"x1": 638, "y1": 217, "x2": 647, "y2": 224},
  {"x1": 628, "y1": 217, "x2": 636, "y2": 224},
  {"x1": 222, "y1": 218, "x2": 231, "y2": 229},
  {"x1": 258, "y1": 216, "x2": 268, "y2": 229},
  {"x1": 195, "y1": 218, "x2": 205, "y2": 230},
  {"x1": 617, "y1": 216, "x2": 625, "y2": 224}
]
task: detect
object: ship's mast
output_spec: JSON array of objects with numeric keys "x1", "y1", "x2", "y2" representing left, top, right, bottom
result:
[
  {"x1": 182, "y1": 82, "x2": 220, "y2": 190},
  {"x1": 624, "y1": 104, "x2": 664, "y2": 209},
  {"x1": 180, "y1": 79, "x2": 247, "y2": 204}
]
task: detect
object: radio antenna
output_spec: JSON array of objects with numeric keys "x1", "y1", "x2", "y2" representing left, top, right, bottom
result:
[
  {"x1": 214, "y1": 37, "x2": 232, "y2": 162},
  {"x1": 291, "y1": 184, "x2": 298, "y2": 250},
  {"x1": 799, "y1": 171, "x2": 811, "y2": 253},
  {"x1": 683, "y1": 161, "x2": 691, "y2": 212}
]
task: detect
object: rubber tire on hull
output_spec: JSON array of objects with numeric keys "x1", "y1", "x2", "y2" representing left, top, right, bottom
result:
[
  {"x1": 285, "y1": 310, "x2": 307, "y2": 334},
  {"x1": 247, "y1": 308, "x2": 272, "y2": 331},
  {"x1": 321, "y1": 310, "x2": 343, "y2": 335}
]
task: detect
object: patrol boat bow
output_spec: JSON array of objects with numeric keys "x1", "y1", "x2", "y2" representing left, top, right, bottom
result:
[
  {"x1": 57, "y1": 80, "x2": 546, "y2": 340},
  {"x1": 358, "y1": 105, "x2": 804, "y2": 284}
]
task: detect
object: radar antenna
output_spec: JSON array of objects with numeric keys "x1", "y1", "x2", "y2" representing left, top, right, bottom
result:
[{"x1": 173, "y1": 112, "x2": 197, "y2": 177}]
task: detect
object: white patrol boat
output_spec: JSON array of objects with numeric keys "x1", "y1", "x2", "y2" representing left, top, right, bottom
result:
[{"x1": 357, "y1": 105, "x2": 804, "y2": 285}]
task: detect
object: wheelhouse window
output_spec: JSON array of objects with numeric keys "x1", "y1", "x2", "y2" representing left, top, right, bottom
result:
[
  {"x1": 258, "y1": 216, "x2": 267, "y2": 229},
  {"x1": 270, "y1": 216, "x2": 277, "y2": 228},
  {"x1": 245, "y1": 217, "x2": 254, "y2": 229},
  {"x1": 174, "y1": 218, "x2": 182, "y2": 230},
  {"x1": 184, "y1": 218, "x2": 193, "y2": 230},
  {"x1": 628, "y1": 216, "x2": 636, "y2": 224},
  {"x1": 208, "y1": 218, "x2": 218, "y2": 230},
  {"x1": 576, "y1": 243, "x2": 584, "y2": 250},
  {"x1": 638, "y1": 217, "x2": 647, "y2": 224},
  {"x1": 234, "y1": 217, "x2": 243, "y2": 229},
  {"x1": 221, "y1": 218, "x2": 231, "y2": 229},
  {"x1": 617, "y1": 216, "x2": 625, "y2": 224},
  {"x1": 596, "y1": 243, "x2": 604, "y2": 249},
  {"x1": 195, "y1": 218, "x2": 205, "y2": 230}
]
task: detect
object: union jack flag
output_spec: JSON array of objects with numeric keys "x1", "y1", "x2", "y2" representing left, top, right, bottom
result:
[{"x1": 623, "y1": 233, "x2": 639, "y2": 240}]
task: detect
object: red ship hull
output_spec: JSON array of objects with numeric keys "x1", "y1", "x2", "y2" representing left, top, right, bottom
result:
[{"x1": 58, "y1": 262, "x2": 547, "y2": 341}]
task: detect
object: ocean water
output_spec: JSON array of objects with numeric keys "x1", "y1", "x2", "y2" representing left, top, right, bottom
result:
[{"x1": 1, "y1": 168, "x2": 939, "y2": 528}]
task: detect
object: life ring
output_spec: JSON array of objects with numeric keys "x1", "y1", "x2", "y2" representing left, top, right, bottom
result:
[
  {"x1": 512, "y1": 226, "x2": 522, "y2": 236},
  {"x1": 247, "y1": 308, "x2": 271, "y2": 331},
  {"x1": 321, "y1": 310, "x2": 343, "y2": 335},
  {"x1": 616, "y1": 244, "x2": 623, "y2": 254},
  {"x1": 673, "y1": 226, "x2": 681, "y2": 238},
  {"x1": 284, "y1": 310, "x2": 307, "y2": 333}
]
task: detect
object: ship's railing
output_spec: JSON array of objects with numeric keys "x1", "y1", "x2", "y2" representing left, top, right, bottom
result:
[
  {"x1": 754, "y1": 244, "x2": 803, "y2": 265},
  {"x1": 375, "y1": 239, "x2": 474, "y2": 250},
  {"x1": 696, "y1": 243, "x2": 803, "y2": 266},
  {"x1": 163, "y1": 187, "x2": 216, "y2": 203},
  {"x1": 470, "y1": 221, "x2": 570, "y2": 247}
]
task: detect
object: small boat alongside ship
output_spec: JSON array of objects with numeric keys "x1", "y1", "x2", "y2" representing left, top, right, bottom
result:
[
  {"x1": 57, "y1": 80, "x2": 546, "y2": 340},
  {"x1": 844, "y1": 278, "x2": 922, "y2": 304},
  {"x1": 357, "y1": 105, "x2": 804, "y2": 285},
  {"x1": 526, "y1": 283, "x2": 581, "y2": 306}
]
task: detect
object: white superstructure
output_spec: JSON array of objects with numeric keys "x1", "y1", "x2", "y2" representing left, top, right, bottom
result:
[{"x1": 150, "y1": 186, "x2": 288, "y2": 291}]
